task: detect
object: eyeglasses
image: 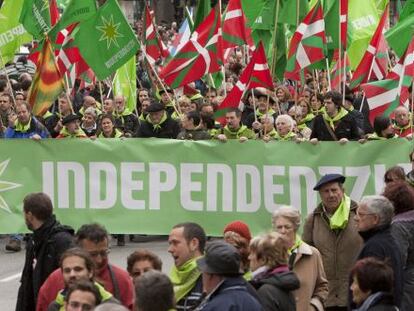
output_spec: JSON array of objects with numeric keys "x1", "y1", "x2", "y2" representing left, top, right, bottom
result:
[
  {"x1": 88, "y1": 249, "x2": 110, "y2": 258},
  {"x1": 68, "y1": 301, "x2": 94, "y2": 311},
  {"x1": 356, "y1": 210, "x2": 376, "y2": 218}
]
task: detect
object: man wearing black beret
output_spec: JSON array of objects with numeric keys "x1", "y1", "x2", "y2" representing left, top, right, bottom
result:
[
  {"x1": 136, "y1": 101, "x2": 180, "y2": 138},
  {"x1": 302, "y1": 174, "x2": 363, "y2": 311}
]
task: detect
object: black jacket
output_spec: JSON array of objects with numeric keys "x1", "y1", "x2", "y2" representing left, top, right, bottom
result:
[
  {"x1": 136, "y1": 117, "x2": 180, "y2": 139},
  {"x1": 349, "y1": 225, "x2": 403, "y2": 309},
  {"x1": 311, "y1": 113, "x2": 362, "y2": 141},
  {"x1": 197, "y1": 276, "x2": 262, "y2": 311},
  {"x1": 114, "y1": 112, "x2": 139, "y2": 136},
  {"x1": 251, "y1": 270, "x2": 300, "y2": 311},
  {"x1": 16, "y1": 216, "x2": 74, "y2": 311}
]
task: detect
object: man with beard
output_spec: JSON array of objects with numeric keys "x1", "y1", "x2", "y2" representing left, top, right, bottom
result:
[
  {"x1": 215, "y1": 108, "x2": 256, "y2": 142},
  {"x1": 36, "y1": 224, "x2": 134, "y2": 310},
  {"x1": 47, "y1": 248, "x2": 117, "y2": 310},
  {"x1": 16, "y1": 192, "x2": 74, "y2": 311}
]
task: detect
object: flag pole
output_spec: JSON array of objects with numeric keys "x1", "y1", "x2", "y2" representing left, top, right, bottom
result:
[
  {"x1": 325, "y1": 58, "x2": 332, "y2": 91},
  {"x1": 0, "y1": 50, "x2": 17, "y2": 106},
  {"x1": 144, "y1": 55, "x2": 181, "y2": 116},
  {"x1": 342, "y1": 51, "x2": 347, "y2": 107},
  {"x1": 251, "y1": 89, "x2": 257, "y2": 122},
  {"x1": 411, "y1": 80, "x2": 414, "y2": 140},
  {"x1": 359, "y1": 56, "x2": 376, "y2": 112},
  {"x1": 270, "y1": 0, "x2": 280, "y2": 76}
]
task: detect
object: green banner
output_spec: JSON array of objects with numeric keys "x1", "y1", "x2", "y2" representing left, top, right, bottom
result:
[{"x1": 0, "y1": 139, "x2": 411, "y2": 235}]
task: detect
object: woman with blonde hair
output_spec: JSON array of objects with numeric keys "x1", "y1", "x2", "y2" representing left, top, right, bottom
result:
[
  {"x1": 272, "y1": 206, "x2": 328, "y2": 311},
  {"x1": 249, "y1": 232, "x2": 300, "y2": 311}
]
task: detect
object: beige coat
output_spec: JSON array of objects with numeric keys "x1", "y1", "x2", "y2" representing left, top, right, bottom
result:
[
  {"x1": 292, "y1": 242, "x2": 329, "y2": 311},
  {"x1": 302, "y1": 200, "x2": 363, "y2": 308}
]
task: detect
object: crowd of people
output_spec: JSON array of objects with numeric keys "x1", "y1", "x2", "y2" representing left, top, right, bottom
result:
[
  {"x1": 12, "y1": 163, "x2": 414, "y2": 311},
  {"x1": 1, "y1": 6, "x2": 413, "y2": 310}
]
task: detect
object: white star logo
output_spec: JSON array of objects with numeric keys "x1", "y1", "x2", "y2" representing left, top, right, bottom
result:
[
  {"x1": 0, "y1": 159, "x2": 22, "y2": 213},
  {"x1": 96, "y1": 14, "x2": 124, "y2": 49}
]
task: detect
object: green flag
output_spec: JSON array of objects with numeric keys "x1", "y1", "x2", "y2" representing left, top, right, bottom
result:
[
  {"x1": 73, "y1": 0, "x2": 140, "y2": 80},
  {"x1": 19, "y1": 0, "x2": 51, "y2": 39},
  {"x1": 113, "y1": 56, "x2": 137, "y2": 113},
  {"x1": 193, "y1": 0, "x2": 211, "y2": 30},
  {"x1": 48, "y1": 0, "x2": 97, "y2": 41},
  {"x1": 0, "y1": 0, "x2": 32, "y2": 67},
  {"x1": 347, "y1": 0, "x2": 380, "y2": 69},
  {"x1": 386, "y1": 0, "x2": 414, "y2": 58},
  {"x1": 242, "y1": 0, "x2": 308, "y2": 28}
]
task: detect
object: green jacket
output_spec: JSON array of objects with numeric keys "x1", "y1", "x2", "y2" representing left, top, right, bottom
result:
[
  {"x1": 221, "y1": 125, "x2": 256, "y2": 140},
  {"x1": 49, "y1": 282, "x2": 115, "y2": 311}
]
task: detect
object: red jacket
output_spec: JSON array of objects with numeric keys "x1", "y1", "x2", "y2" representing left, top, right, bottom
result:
[{"x1": 36, "y1": 264, "x2": 134, "y2": 311}]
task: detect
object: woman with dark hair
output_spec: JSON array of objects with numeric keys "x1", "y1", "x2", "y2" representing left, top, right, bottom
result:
[
  {"x1": 383, "y1": 181, "x2": 414, "y2": 310},
  {"x1": 126, "y1": 249, "x2": 162, "y2": 282},
  {"x1": 97, "y1": 114, "x2": 124, "y2": 138},
  {"x1": 350, "y1": 257, "x2": 397, "y2": 310},
  {"x1": 310, "y1": 93, "x2": 324, "y2": 115},
  {"x1": 384, "y1": 166, "x2": 406, "y2": 185},
  {"x1": 177, "y1": 111, "x2": 210, "y2": 140},
  {"x1": 365, "y1": 116, "x2": 398, "y2": 141}
]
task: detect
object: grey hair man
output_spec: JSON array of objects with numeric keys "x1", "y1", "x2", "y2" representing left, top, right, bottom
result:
[
  {"x1": 135, "y1": 271, "x2": 175, "y2": 311},
  {"x1": 351, "y1": 195, "x2": 403, "y2": 308}
]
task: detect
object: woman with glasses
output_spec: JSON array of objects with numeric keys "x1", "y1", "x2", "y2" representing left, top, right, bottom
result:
[{"x1": 272, "y1": 206, "x2": 328, "y2": 311}]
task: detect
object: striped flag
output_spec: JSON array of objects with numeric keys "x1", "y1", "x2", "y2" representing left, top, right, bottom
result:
[
  {"x1": 160, "y1": 5, "x2": 222, "y2": 88},
  {"x1": 222, "y1": 0, "x2": 254, "y2": 50},
  {"x1": 349, "y1": 4, "x2": 388, "y2": 91},
  {"x1": 285, "y1": 0, "x2": 327, "y2": 80},
  {"x1": 28, "y1": 38, "x2": 65, "y2": 116},
  {"x1": 361, "y1": 38, "x2": 414, "y2": 125},
  {"x1": 215, "y1": 42, "x2": 272, "y2": 125},
  {"x1": 143, "y1": 4, "x2": 169, "y2": 65}
]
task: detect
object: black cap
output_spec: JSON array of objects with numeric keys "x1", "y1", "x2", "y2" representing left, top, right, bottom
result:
[
  {"x1": 254, "y1": 88, "x2": 275, "y2": 104},
  {"x1": 197, "y1": 241, "x2": 241, "y2": 275},
  {"x1": 146, "y1": 102, "x2": 165, "y2": 113},
  {"x1": 159, "y1": 88, "x2": 173, "y2": 95},
  {"x1": 313, "y1": 174, "x2": 346, "y2": 191},
  {"x1": 62, "y1": 114, "x2": 81, "y2": 125}
]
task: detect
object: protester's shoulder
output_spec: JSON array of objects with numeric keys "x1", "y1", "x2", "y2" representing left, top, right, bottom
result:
[{"x1": 109, "y1": 264, "x2": 131, "y2": 279}]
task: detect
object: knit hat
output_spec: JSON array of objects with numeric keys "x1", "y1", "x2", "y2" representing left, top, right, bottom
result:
[{"x1": 223, "y1": 221, "x2": 252, "y2": 242}]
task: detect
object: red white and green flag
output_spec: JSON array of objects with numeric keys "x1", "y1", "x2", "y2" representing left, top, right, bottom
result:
[
  {"x1": 222, "y1": 0, "x2": 254, "y2": 50},
  {"x1": 160, "y1": 5, "x2": 223, "y2": 88},
  {"x1": 285, "y1": 0, "x2": 327, "y2": 80},
  {"x1": 361, "y1": 38, "x2": 414, "y2": 125},
  {"x1": 28, "y1": 37, "x2": 65, "y2": 117},
  {"x1": 330, "y1": 49, "x2": 350, "y2": 91},
  {"x1": 143, "y1": 4, "x2": 169, "y2": 65},
  {"x1": 349, "y1": 4, "x2": 388, "y2": 91},
  {"x1": 215, "y1": 42, "x2": 272, "y2": 125}
]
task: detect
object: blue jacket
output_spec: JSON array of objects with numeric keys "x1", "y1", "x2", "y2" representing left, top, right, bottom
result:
[
  {"x1": 5, "y1": 117, "x2": 50, "y2": 139},
  {"x1": 197, "y1": 276, "x2": 262, "y2": 311}
]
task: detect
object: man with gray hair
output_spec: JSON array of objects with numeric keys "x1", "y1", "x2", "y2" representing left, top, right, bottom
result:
[{"x1": 352, "y1": 195, "x2": 403, "y2": 307}]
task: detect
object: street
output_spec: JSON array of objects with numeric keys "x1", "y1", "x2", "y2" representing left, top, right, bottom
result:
[{"x1": 0, "y1": 235, "x2": 174, "y2": 311}]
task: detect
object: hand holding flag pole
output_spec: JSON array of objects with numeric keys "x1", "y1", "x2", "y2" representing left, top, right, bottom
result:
[{"x1": 0, "y1": 50, "x2": 16, "y2": 107}]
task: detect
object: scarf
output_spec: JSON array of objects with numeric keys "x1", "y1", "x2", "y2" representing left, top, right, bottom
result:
[
  {"x1": 323, "y1": 107, "x2": 348, "y2": 129},
  {"x1": 329, "y1": 194, "x2": 351, "y2": 230},
  {"x1": 274, "y1": 131, "x2": 296, "y2": 141},
  {"x1": 170, "y1": 258, "x2": 201, "y2": 303},
  {"x1": 311, "y1": 107, "x2": 325, "y2": 115},
  {"x1": 256, "y1": 108, "x2": 276, "y2": 118},
  {"x1": 288, "y1": 234, "x2": 303, "y2": 254},
  {"x1": 14, "y1": 118, "x2": 31, "y2": 132},
  {"x1": 367, "y1": 132, "x2": 398, "y2": 140},
  {"x1": 59, "y1": 127, "x2": 87, "y2": 138},
  {"x1": 98, "y1": 128, "x2": 123, "y2": 138},
  {"x1": 224, "y1": 125, "x2": 249, "y2": 138},
  {"x1": 394, "y1": 122, "x2": 411, "y2": 135},
  {"x1": 146, "y1": 112, "x2": 167, "y2": 130},
  {"x1": 353, "y1": 292, "x2": 388, "y2": 311}
]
